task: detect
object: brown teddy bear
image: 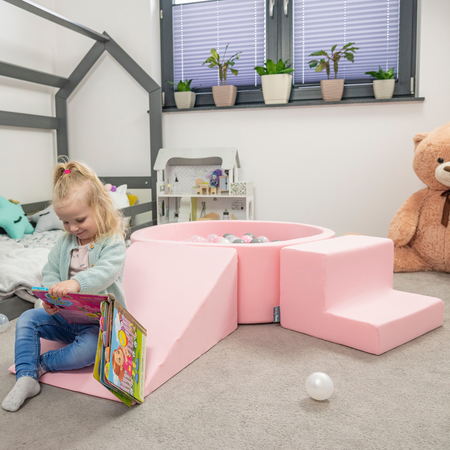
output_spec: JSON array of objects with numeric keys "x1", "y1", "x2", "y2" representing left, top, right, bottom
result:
[{"x1": 388, "y1": 121, "x2": 450, "y2": 272}]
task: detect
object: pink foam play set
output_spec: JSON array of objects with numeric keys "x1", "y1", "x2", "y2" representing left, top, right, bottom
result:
[{"x1": 13, "y1": 221, "x2": 444, "y2": 403}]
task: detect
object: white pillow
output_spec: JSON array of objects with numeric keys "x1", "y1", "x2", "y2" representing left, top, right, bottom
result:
[
  {"x1": 107, "y1": 184, "x2": 130, "y2": 227},
  {"x1": 28, "y1": 204, "x2": 64, "y2": 233}
]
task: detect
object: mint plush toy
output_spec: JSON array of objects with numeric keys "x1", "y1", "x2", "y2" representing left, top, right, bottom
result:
[{"x1": 0, "y1": 196, "x2": 34, "y2": 239}]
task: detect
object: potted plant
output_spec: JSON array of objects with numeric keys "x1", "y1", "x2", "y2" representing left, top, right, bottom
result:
[
  {"x1": 167, "y1": 79, "x2": 197, "y2": 109},
  {"x1": 308, "y1": 42, "x2": 359, "y2": 101},
  {"x1": 365, "y1": 67, "x2": 396, "y2": 100},
  {"x1": 254, "y1": 59, "x2": 294, "y2": 104},
  {"x1": 203, "y1": 44, "x2": 241, "y2": 107}
]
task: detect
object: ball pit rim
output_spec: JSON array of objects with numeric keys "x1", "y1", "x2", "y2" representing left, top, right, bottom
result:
[{"x1": 131, "y1": 220, "x2": 335, "y2": 247}]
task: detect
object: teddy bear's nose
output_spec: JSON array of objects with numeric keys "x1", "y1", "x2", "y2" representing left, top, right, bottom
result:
[{"x1": 444, "y1": 167, "x2": 450, "y2": 173}]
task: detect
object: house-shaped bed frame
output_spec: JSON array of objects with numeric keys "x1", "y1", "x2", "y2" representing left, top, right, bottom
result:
[{"x1": 0, "y1": 0, "x2": 161, "y2": 231}]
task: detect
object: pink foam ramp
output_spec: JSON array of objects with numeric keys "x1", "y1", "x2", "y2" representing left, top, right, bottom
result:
[
  {"x1": 280, "y1": 235, "x2": 444, "y2": 355},
  {"x1": 10, "y1": 242, "x2": 238, "y2": 402}
]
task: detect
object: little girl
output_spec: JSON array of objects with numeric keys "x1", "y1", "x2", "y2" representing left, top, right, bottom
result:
[{"x1": 2, "y1": 160, "x2": 127, "y2": 412}]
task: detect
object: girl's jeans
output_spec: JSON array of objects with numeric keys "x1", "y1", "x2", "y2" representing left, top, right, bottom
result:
[{"x1": 15, "y1": 308, "x2": 99, "y2": 381}]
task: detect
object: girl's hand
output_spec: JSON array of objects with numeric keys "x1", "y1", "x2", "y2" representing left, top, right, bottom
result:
[
  {"x1": 42, "y1": 301, "x2": 59, "y2": 316},
  {"x1": 48, "y1": 280, "x2": 81, "y2": 298}
]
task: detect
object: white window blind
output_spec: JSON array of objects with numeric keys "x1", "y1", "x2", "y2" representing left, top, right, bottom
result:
[
  {"x1": 293, "y1": 0, "x2": 400, "y2": 85},
  {"x1": 172, "y1": 0, "x2": 266, "y2": 89}
]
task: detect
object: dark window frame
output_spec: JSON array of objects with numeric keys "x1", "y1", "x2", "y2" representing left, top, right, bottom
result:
[{"x1": 160, "y1": 0, "x2": 417, "y2": 110}]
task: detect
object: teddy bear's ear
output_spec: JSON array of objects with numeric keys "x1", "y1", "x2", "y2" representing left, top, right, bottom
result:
[{"x1": 413, "y1": 132, "x2": 429, "y2": 150}]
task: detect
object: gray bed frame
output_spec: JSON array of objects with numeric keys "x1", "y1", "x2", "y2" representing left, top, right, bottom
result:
[
  {"x1": 0, "y1": 0, "x2": 162, "y2": 318},
  {"x1": 0, "y1": 0, "x2": 162, "y2": 232}
]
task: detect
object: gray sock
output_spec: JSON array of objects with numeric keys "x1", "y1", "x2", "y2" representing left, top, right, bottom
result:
[{"x1": 2, "y1": 376, "x2": 41, "y2": 412}]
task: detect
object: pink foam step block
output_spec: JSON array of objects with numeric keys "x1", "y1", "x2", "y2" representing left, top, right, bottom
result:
[
  {"x1": 10, "y1": 242, "x2": 238, "y2": 402},
  {"x1": 280, "y1": 235, "x2": 444, "y2": 355}
]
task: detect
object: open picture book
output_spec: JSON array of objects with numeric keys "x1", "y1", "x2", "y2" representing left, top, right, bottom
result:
[{"x1": 32, "y1": 287, "x2": 147, "y2": 406}]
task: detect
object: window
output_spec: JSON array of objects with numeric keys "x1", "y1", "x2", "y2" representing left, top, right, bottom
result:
[{"x1": 160, "y1": 0, "x2": 417, "y2": 109}]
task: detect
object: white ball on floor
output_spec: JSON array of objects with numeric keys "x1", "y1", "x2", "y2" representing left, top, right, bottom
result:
[
  {"x1": 305, "y1": 372, "x2": 334, "y2": 401},
  {"x1": 0, "y1": 313, "x2": 9, "y2": 333}
]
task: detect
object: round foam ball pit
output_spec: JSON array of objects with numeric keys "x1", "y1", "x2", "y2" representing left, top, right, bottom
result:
[{"x1": 131, "y1": 221, "x2": 334, "y2": 323}]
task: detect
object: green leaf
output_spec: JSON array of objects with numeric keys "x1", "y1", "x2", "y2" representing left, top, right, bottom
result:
[
  {"x1": 309, "y1": 50, "x2": 328, "y2": 57},
  {"x1": 266, "y1": 59, "x2": 277, "y2": 74},
  {"x1": 344, "y1": 52, "x2": 354, "y2": 62},
  {"x1": 316, "y1": 62, "x2": 326, "y2": 73},
  {"x1": 166, "y1": 80, "x2": 176, "y2": 86},
  {"x1": 211, "y1": 48, "x2": 219, "y2": 61},
  {"x1": 230, "y1": 69, "x2": 238, "y2": 76},
  {"x1": 276, "y1": 59, "x2": 285, "y2": 72},
  {"x1": 254, "y1": 66, "x2": 267, "y2": 76},
  {"x1": 365, "y1": 71, "x2": 378, "y2": 78},
  {"x1": 308, "y1": 60, "x2": 319, "y2": 68},
  {"x1": 177, "y1": 82, "x2": 189, "y2": 92},
  {"x1": 331, "y1": 44, "x2": 337, "y2": 52},
  {"x1": 280, "y1": 68, "x2": 294, "y2": 74}
]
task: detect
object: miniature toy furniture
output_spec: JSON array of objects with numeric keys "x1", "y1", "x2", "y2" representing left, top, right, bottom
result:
[
  {"x1": 131, "y1": 220, "x2": 335, "y2": 323},
  {"x1": 10, "y1": 242, "x2": 238, "y2": 402},
  {"x1": 280, "y1": 235, "x2": 444, "y2": 355}
]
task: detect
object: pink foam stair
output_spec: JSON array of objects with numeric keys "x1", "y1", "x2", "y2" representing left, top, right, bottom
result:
[
  {"x1": 280, "y1": 235, "x2": 444, "y2": 355},
  {"x1": 10, "y1": 241, "x2": 238, "y2": 402}
]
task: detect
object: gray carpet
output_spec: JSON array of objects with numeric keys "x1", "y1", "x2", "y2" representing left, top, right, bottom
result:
[{"x1": 1, "y1": 272, "x2": 449, "y2": 450}]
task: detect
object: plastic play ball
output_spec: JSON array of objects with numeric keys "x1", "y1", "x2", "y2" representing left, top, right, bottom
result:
[
  {"x1": 223, "y1": 233, "x2": 233, "y2": 238},
  {"x1": 0, "y1": 314, "x2": 9, "y2": 333},
  {"x1": 250, "y1": 238, "x2": 263, "y2": 244},
  {"x1": 190, "y1": 235, "x2": 204, "y2": 242},
  {"x1": 206, "y1": 234, "x2": 219, "y2": 243},
  {"x1": 240, "y1": 235, "x2": 253, "y2": 243},
  {"x1": 216, "y1": 238, "x2": 230, "y2": 244},
  {"x1": 230, "y1": 237, "x2": 245, "y2": 244},
  {"x1": 305, "y1": 372, "x2": 334, "y2": 401},
  {"x1": 258, "y1": 236, "x2": 270, "y2": 243},
  {"x1": 244, "y1": 233, "x2": 255, "y2": 239},
  {"x1": 273, "y1": 239, "x2": 281, "y2": 242},
  {"x1": 225, "y1": 235, "x2": 236, "y2": 242}
]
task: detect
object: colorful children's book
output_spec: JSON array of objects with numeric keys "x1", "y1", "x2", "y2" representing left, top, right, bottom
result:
[
  {"x1": 32, "y1": 287, "x2": 106, "y2": 324},
  {"x1": 32, "y1": 287, "x2": 147, "y2": 406},
  {"x1": 95, "y1": 299, "x2": 147, "y2": 406}
]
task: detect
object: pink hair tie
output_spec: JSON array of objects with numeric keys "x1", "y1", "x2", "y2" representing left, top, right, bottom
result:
[{"x1": 64, "y1": 169, "x2": 71, "y2": 174}]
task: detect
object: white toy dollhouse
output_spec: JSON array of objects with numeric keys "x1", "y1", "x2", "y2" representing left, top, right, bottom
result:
[{"x1": 154, "y1": 148, "x2": 254, "y2": 224}]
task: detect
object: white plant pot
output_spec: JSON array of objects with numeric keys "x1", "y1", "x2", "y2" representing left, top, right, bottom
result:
[
  {"x1": 320, "y1": 79, "x2": 345, "y2": 101},
  {"x1": 174, "y1": 91, "x2": 196, "y2": 109},
  {"x1": 212, "y1": 85, "x2": 237, "y2": 107},
  {"x1": 373, "y1": 79, "x2": 395, "y2": 99},
  {"x1": 261, "y1": 74, "x2": 293, "y2": 104}
]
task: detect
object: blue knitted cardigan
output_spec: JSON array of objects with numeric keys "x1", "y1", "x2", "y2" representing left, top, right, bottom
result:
[{"x1": 42, "y1": 233, "x2": 127, "y2": 308}]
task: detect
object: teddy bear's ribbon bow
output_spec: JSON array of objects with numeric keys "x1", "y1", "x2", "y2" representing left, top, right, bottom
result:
[{"x1": 441, "y1": 189, "x2": 450, "y2": 227}]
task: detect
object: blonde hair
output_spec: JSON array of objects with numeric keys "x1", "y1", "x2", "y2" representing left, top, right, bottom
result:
[{"x1": 52, "y1": 159, "x2": 126, "y2": 241}]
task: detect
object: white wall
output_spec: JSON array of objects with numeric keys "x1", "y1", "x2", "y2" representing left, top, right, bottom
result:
[
  {"x1": 1, "y1": 0, "x2": 449, "y2": 238},
  {"x1": 0, "y1": 0, "x2": 58, "y2": 203}
]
